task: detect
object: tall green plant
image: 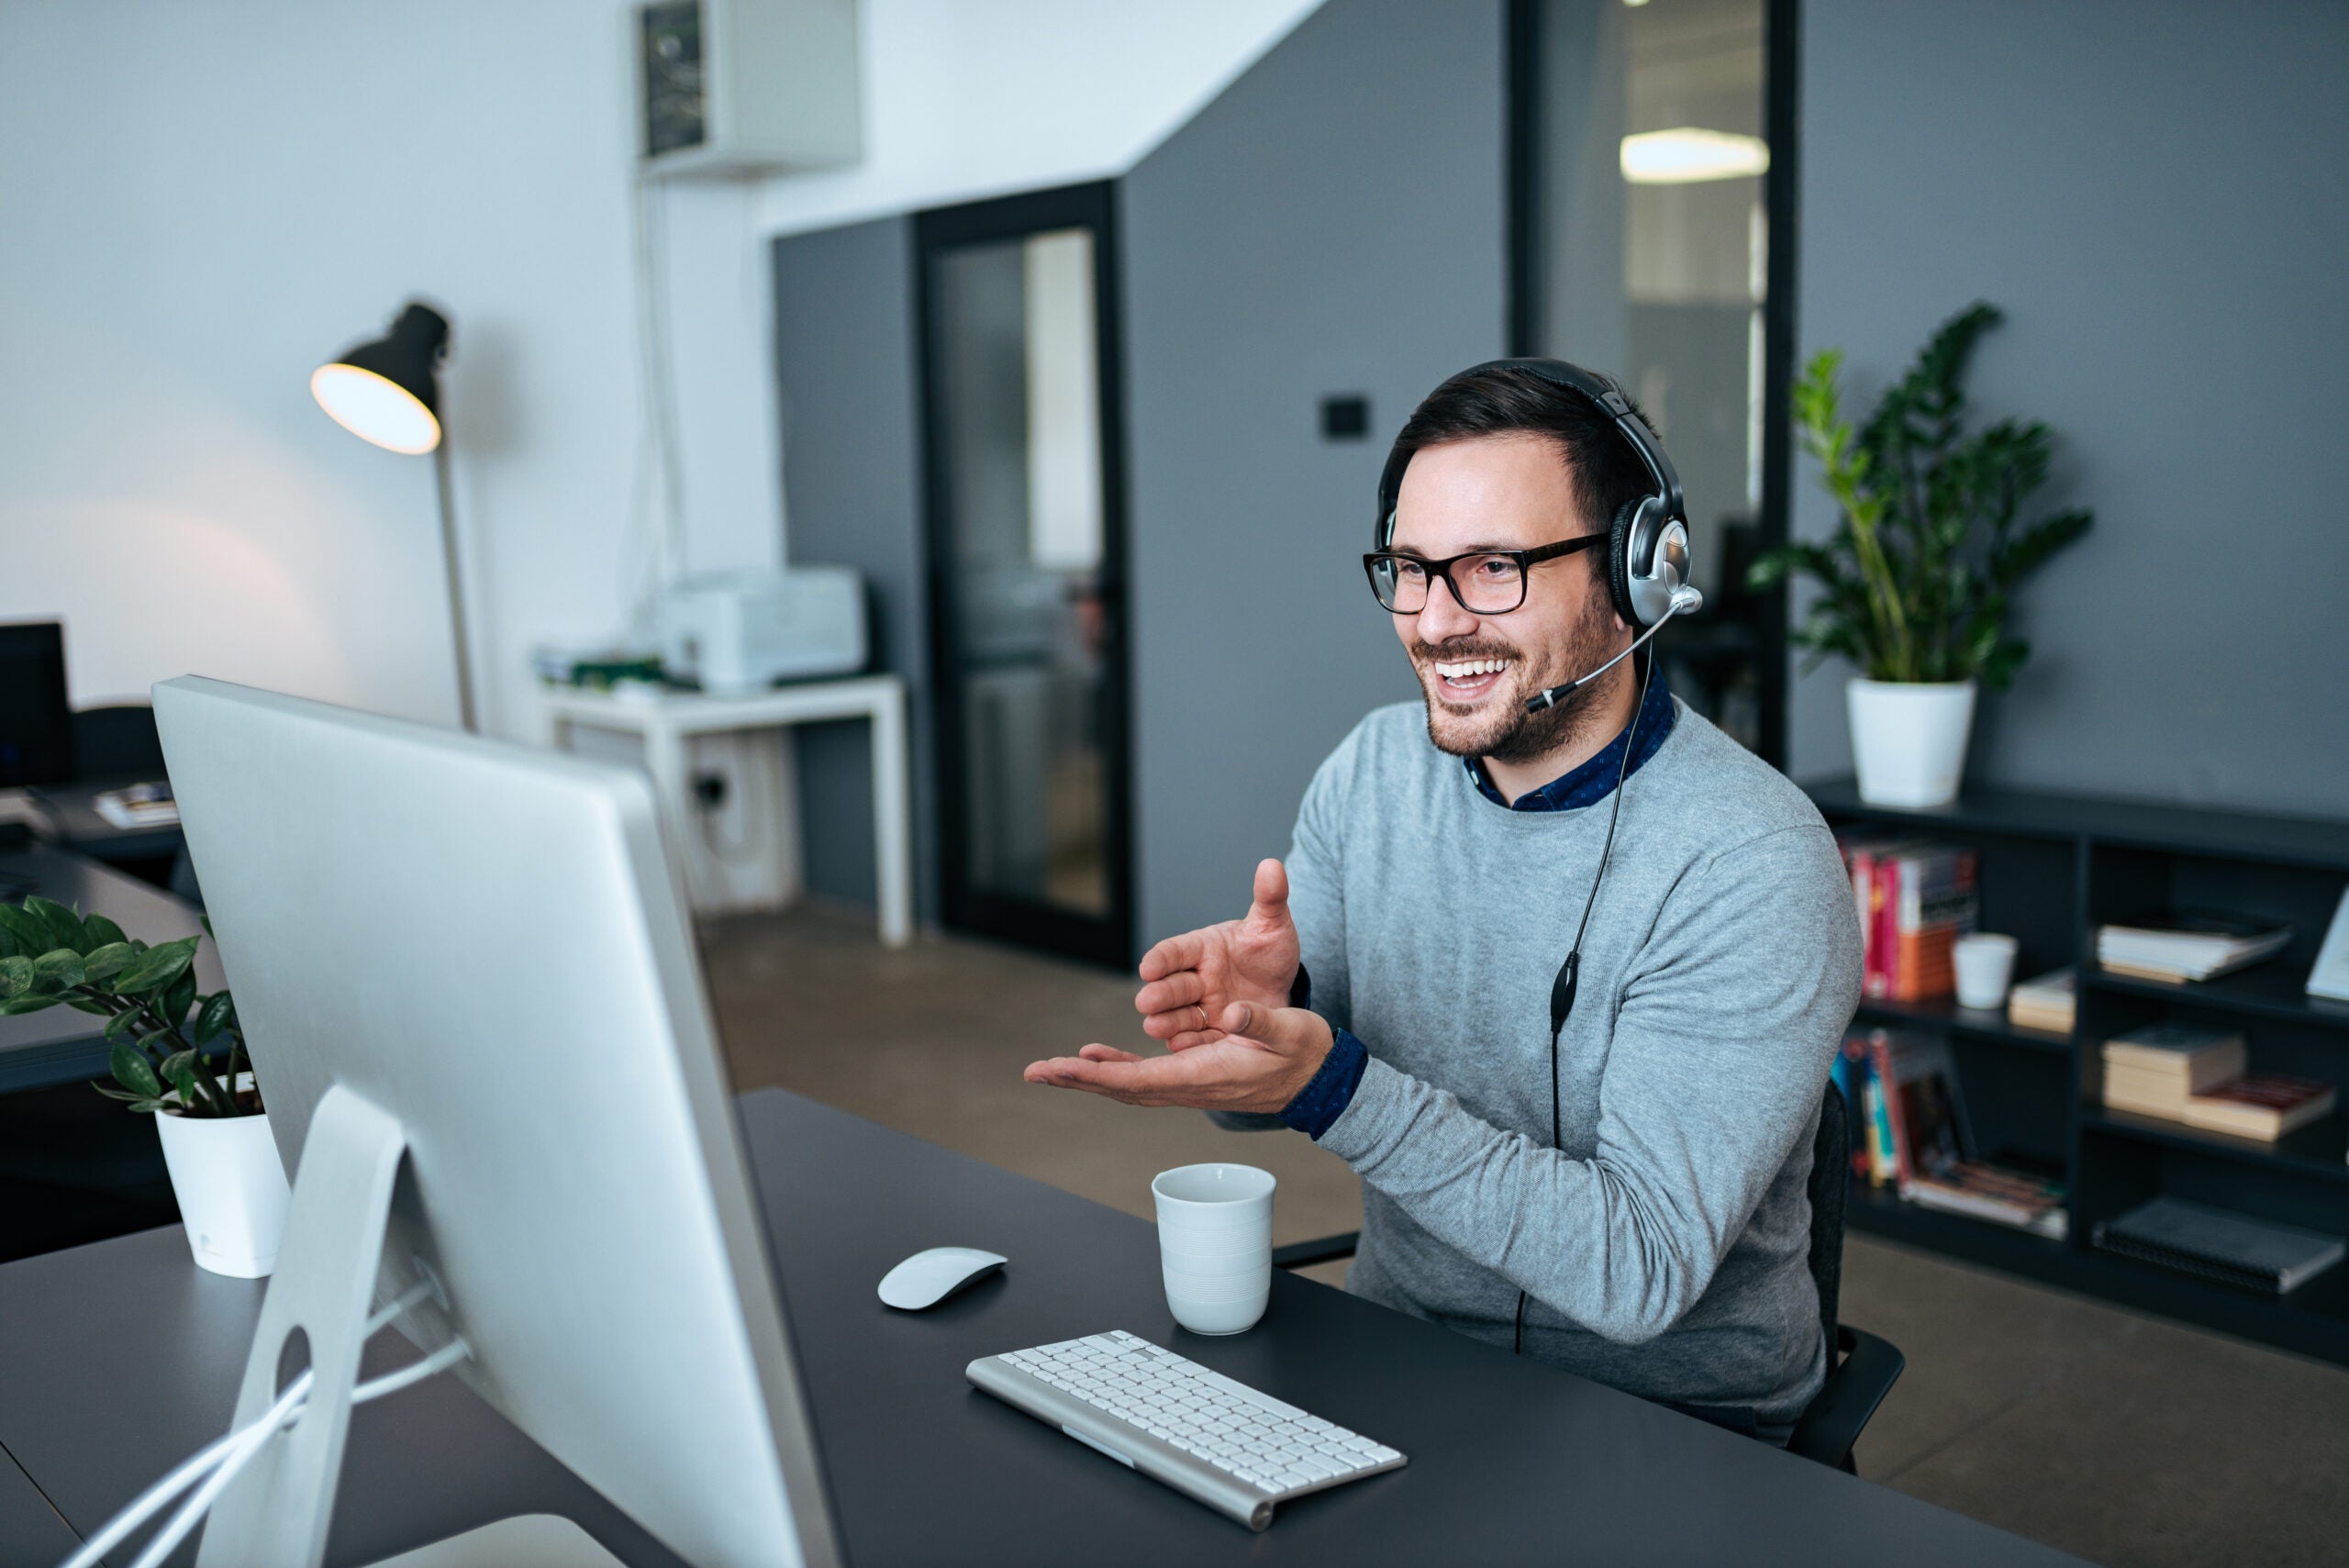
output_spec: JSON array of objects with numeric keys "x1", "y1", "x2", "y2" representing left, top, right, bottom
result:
[
  {"x1": 1748, "y1": 303, "x2": 2093, "y2": 686},
  {"x1": 0, "y1": 897, "x2": 256, "y2": 1117}
]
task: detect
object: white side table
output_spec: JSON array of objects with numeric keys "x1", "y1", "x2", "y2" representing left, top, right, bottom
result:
[{"x1": 543, "y1": 676, "x2": 913, "y2": 948}]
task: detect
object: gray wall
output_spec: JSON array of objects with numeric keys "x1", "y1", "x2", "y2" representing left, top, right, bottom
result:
[
  {"x1": 1121, "y1": 0, "x2": 1507, "y2": 945},
  {"x1": 1793, "y1": 0, "x2": 2349, "y2": 816},
  {"x1": 771, "y1": 216, "x2": 942, "y2": 920}
]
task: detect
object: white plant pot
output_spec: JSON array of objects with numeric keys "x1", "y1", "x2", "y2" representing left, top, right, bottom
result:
[
  {"x1": 153, "y1": 1106, "x2": 291, "y2": 1278},
  {"x1": 1847, "y1": 678, "x2": 1977, "y2": 808}
]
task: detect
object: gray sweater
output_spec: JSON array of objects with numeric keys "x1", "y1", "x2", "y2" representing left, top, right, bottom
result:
[{"x1": 1279, "y1": 699, "x2": 1861, "y2": 1421}]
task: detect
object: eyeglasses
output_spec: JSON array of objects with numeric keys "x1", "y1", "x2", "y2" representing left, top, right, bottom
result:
[{"x1": 1362, "y1": 533, "x2": 1608, "y2": 615}]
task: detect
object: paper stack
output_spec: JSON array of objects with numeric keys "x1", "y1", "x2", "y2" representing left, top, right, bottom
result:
[{"x1": 2097, "y1": 915, "x2": 2292, "y2": 984}]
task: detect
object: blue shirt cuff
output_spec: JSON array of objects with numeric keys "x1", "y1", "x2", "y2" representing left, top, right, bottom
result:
[{"x1": 1279, "y1": 1027, "x2": 1368, "y2": 1140}]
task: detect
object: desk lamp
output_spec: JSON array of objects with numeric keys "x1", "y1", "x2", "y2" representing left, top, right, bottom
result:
[{"x1": 310, "y1": 301, "x2": 477, "y2": 732}]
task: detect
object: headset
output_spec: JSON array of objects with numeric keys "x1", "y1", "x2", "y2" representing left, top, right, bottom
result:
[
  {"x1": 1375, "y1": 357, "x2": 1700, "y2": 1354},
  {"x1": 1374, "y1": 357, "x2": 1703, "y2": 712}
]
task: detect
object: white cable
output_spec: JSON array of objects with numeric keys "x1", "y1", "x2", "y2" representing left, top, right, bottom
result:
[
  {"x1": 58, "y1": 1284, "x2": 441, "y2": 1568},
  {"x1": 127, "y1": 1375, "x2": 309, "y2": 1568}
]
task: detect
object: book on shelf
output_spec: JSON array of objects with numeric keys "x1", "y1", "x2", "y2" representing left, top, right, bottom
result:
[
  {"x1": 2310, "y1": 886, "x2": 2349, "y2": 1004},
  {"x1": 2091, "y1": 1195, "x2": 2344, "y2": 1295},
  {"x1": 2097, "y1": 1021, "x2": 2248, "y2": 1117},
  {"x1": 2006, "y1": 967, "x2": 2076, "y2": 1034},
  {"x1": 1836, "y1": 837, "x2": 1977, "y2": 1002},
  {"x1": 2096, "y1": 912, "x2": 2293, "y2": 984},
  {"x1": 2179, "y1": 1074, "x2": 2337, "y2": 1141},
  {"x1": 1902, "y1": 1164, "x2": 2068, "y2": 1240},
  {"x1": 1837, "y1": 1026, "x2": 2069, "y2": 1238}
]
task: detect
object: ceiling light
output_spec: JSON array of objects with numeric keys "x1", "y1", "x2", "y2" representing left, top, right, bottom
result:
[{"x1": 1620, "y1": 128, "x2": 1770, "y2": 185}]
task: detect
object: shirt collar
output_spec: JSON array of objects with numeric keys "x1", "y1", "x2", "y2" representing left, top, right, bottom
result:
[{"x1": 1464, "y1": 666, "x2": 1676, "y2": 812}]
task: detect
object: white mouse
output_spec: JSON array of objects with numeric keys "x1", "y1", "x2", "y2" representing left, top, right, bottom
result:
[{"x1": 877, "y1": 1246, "x2": 1008, "y2": 1310}]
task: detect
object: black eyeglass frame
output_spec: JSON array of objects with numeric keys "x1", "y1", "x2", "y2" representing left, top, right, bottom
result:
[{"x1": 1362, "y1": 531, "x2": 1609, "y2": 614}]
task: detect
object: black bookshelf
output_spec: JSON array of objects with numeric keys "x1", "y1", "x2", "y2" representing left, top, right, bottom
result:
[{"x1": 1809, "y1": 776, "x2": 2349, "y2": 1366}]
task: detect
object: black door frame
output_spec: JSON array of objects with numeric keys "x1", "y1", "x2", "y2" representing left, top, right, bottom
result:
[
  {"x1": 1505, "y1": 0, "x2": 1800, "y2": 769},
  {"x1": 912, "y1": 181, "x2": 1136, "y2": 968}
]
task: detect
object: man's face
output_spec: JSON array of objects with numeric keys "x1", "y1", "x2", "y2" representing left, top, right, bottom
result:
[{"x1": 1387, "y1": 434, "x2": 1630, "y2": 764}]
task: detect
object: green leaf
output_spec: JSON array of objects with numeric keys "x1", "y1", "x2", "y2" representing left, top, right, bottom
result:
[
  {"x1": 80, "y1": 942, "x2": 136, "y2": 985},
  {"x1": 93, "y1": 1082, "x2": 150, "y2": 1103},
  {"x1": 0, "y1": 995, "x2": 61, "y2": 1016},
  {"x1": 31, "y1": 949, "x2": 85, "y2": 992},
  {"x1": 112, "y1": 936, "x2": 200, "y2": 996},
  {"x1": 20, "y1": 896, "x2": 93, "y2": 955},
  {"x1": 83, "y1": 913, "x2": 128, "y2": 950},
  {"x1": 109, "y1": 1041, "x2": 163, "y2": 1098},
  {"x1": 194, "y1": 991, "x2": 236, "y2": 1046},
  {"x1": 0, "y1": 904, "x2": 50, "y2": 958},
  {"x1": 158, "y1": 1049, "x2": 196, "y2": 1086},
  {"x1": 104, "y1": 1006, "x2": 143, "y2": 1041},
  {"x1": 162, "y1": 970, "x2": 198, "y2": 1028},
  {"x1": 0, "y1": 954, "x2": 31, "y2": 998}
]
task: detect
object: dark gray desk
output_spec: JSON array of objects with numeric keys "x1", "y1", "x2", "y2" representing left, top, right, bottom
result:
[
  {"x1": 0, "y1": 1090, "x2": 2086, "y2": 1567},
  {"x1": 0, "y1": 845, "x2": 217, "y2": 1094}
]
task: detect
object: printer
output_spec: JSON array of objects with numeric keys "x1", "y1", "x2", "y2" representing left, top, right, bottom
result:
[{"x1": 658, "y1": 567, "x2": 868, "y2": 695}]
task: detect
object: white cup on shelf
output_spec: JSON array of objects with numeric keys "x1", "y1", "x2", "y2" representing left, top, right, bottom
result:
[
  {"x1": 1954, "y1": 932, "x2": 2021, "y2": 1011},
  {"x1": 1152, "y1": 1163, "x2": 1275, "y2": 1336}
]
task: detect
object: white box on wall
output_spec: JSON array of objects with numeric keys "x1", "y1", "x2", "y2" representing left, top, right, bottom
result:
[{"x1": 636, "y1": 0, "x2": 862, "y2": 179}]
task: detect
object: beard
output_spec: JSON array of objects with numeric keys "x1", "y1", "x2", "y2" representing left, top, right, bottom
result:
[{"x1": 1411, "y1": 589, "x2": 1628, "y2": 765}]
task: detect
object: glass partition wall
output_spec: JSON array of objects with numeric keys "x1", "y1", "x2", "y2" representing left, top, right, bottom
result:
[
  {"x1": 916, "y1": 183, "x2": 1133, "y2": 965},
  {"x1": 1511, "y1": 0, "x2": 1795, "y2": 762}
]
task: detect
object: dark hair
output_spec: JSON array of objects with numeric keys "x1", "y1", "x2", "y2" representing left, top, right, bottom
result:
[{"x1": 1381, "y1": 364, "x2": 1658, "y2": 542}]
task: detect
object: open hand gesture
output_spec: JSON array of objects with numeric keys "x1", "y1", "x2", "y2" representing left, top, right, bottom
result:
[{"x1": 1132, "y1": 858, "x2": 1299, "y2": 1050}]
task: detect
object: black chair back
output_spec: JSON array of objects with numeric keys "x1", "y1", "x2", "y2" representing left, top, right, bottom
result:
[
  {"x1": 1805, "y1": 1081, "x2": 1849, "y2": 1354},
  {"x1": 70, "y1": 703, "x2": 165, "y2": 781}
]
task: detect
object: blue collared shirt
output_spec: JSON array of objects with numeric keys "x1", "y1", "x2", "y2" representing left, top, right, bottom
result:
[
  {"x1": 1278, "y1": 670, "x2": 1677, "y2": 1140},
  {"x1": 1464, "y1": 667, "x2": 1676, "y2": 811}
]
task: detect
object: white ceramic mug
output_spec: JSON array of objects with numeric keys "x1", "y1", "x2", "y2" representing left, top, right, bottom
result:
[
  {"x1": 1954, "y1": 932, "x2": 2021, "y2": 1011},
  {"x1": 1152, "y1": 1163, "x2": 1275, "y2": 1336}
]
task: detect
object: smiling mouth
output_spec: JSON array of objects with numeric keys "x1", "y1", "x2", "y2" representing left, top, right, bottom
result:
[{"x1": 1429, "y1": 656, "x2": 1515, "y2": 701}]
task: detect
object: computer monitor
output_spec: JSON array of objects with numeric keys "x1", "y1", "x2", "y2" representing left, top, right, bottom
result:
[
  {"x1": 153, "y1": 676, "x2": 839, "y2": 1568},
  {"x1": 0, "y1": 621, "x2": 75, "y2": 787}
]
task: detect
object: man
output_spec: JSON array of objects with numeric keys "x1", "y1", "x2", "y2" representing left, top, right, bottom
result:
[{"x1": 1025, "y1": 362, "x2": 1861, "y2": 1439}]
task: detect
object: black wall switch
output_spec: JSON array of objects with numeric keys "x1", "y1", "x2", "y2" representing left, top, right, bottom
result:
[{"x1": 1319, "y1": 394, "x2": 1371, "y2": 440}]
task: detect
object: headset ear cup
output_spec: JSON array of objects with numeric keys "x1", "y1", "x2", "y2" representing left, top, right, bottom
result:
[{"x1": 1606, "y1": 498, "x2": 1645, "y2": 628}]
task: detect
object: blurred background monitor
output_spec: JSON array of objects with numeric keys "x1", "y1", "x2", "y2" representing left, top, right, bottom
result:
[{"x1": 0, "y1": 622, "x2": 74, "y2": 788}]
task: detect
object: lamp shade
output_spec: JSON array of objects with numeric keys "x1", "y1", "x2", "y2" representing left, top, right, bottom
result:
[{"x1": 311, "y1": 302, "x2": 450, "y2": 454}]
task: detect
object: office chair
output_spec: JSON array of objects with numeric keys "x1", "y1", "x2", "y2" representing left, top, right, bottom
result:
[
  {"x1": 69, "y1": 703, "x2": 168, "y2": 780},
  {"x1": 1273, "y1": 1081, "x2": 1903, "y2": 1473}
]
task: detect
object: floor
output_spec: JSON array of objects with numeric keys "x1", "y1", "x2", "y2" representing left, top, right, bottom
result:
[{"x1": 703, "y1": 906, "x2": 2349, "y2": 1568}]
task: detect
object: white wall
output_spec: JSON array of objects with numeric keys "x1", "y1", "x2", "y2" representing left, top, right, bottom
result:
[
  {"x1": 755, "y1": 0, "x2": 1325, "y2": 238},
  {"x1": 0, "y1": 0, "x2": 775, "y2": 740}
]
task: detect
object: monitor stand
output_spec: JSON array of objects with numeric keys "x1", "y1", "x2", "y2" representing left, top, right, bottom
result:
[{"x1": 195, "y1": 1085, "x2": 626, "y2": 1568}]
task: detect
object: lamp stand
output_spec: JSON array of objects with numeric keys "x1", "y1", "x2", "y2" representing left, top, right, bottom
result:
[{"x1": 431, "y1": 442, "x2": 477, "y2": 733}]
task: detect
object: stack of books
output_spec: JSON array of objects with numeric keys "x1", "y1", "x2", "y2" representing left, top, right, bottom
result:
[
  {"x1": 2093, "y1": 1195, "x2": 2343, "y2": 1295},
  {"x1": 2097, "y1": 914, "x2": 2293, "y2": 984},
  {"x1": 2006, "y1": 967, "x2": 2076, "y2": 1033},
  {"x1": 1838, "y1": 838, "x2": 1979, "y2": 1002},
  {"x1": 1837, "y1": 1028, "x2": 2067, "y2": 1240},
  {"x1": 2098, "y1": 1021, "x2": 2336, "y2": 1142}
]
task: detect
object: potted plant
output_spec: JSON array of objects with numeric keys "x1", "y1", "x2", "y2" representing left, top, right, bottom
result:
[
  {"x1": 0, "y1": 896, "x2": 287, "y2": 1277},
  {"x1": 1749, "y1": 303, "x2": 2093, "y2": 806}
]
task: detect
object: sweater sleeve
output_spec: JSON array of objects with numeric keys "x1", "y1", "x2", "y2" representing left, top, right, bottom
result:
[{"x1": 1314, "y1": 825, "x2": 1862, "y2": 1345}]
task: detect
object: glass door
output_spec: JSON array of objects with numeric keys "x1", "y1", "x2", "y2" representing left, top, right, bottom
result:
[
  {"x1": 1511, "y1": 0, "x2": 1794, "y2": 762},
  {"x1": 916, "y1": 183, "x2": 1132, "y2": 965}
]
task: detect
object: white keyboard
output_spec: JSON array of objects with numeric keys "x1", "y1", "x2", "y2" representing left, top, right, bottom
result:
[{"x1": 965, "y1": 1330, "x2": 1406, "y2": 1531}]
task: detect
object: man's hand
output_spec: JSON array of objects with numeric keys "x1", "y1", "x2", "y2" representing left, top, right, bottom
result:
[
  {"x1": 1024, "y1": 1002, "x2": 1334, "y2": 1114},
  {"x1": 1134, "y1": 858, "x2": 1299, "y2": 1050}
]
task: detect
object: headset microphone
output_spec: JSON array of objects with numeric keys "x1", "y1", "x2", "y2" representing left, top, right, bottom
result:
[{"x1": 1522, "y1": 584, "x2": 1702, "y2": 713}]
